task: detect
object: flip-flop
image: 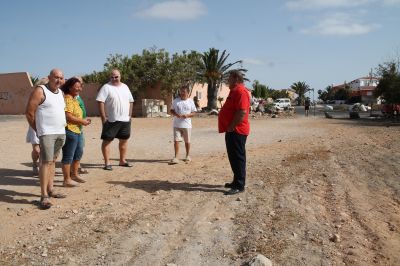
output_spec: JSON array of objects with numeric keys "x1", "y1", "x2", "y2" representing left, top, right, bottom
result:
[
  {"x1": 103, "y1": 165, "x2": 113, "y2": 170},
  {"x1": 48, "y1": 190, "x2": 67, "y2": 198},
  {"x1": 119, "y1": 162, "x2": 133, "y2": 167},
  {"x1": 39, "y1": 196, "x2": 52, "y2": 210}
]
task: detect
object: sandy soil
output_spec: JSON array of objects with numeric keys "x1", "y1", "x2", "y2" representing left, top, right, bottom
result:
[{"x1": 0, "y1": 114, "x2": 399, "y2": 266}]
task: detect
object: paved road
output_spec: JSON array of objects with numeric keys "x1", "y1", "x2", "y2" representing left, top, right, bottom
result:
[{"x1": 294, "y1": 105, "x2": 380, "y2": 119}]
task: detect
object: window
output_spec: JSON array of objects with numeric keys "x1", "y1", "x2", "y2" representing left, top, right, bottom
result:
[
  {"x1": 196, "y1": 91, "x2": 202, "y2": 99},
  {"x1": 0, "y1": 92, "x2": 9, "y2": 100}
]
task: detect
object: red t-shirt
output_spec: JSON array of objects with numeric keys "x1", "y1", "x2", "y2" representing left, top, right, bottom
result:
[{"x1": 218, "y1": 83, "x2": 250, "y2": 135}]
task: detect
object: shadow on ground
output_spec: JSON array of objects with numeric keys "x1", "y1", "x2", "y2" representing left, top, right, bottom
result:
[
  {"x1": 108, "y1": 180, "x2": 226, "y2": 194},
  {"x1": 0, "y1": 168, "x2": 39, "y2": 186},
  {"x1": 0, "y1": 189, "x2": 38, "y2": 205},
  {"x1": 110, "y1": 158, "x2": 170, "y2": 164}
]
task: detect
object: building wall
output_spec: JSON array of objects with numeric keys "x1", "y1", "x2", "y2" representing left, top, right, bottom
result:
[
  {"x1": 0, "y1": 72, "x2": 231, "y2": 115},
  {"x1": 79, "y1": 83, "x2": 101, "y2": 117},
  {"x1": 349, "y1": 78, "x2": 379, "y2": 90},
  {"x1": 0, "y1": 72, "x2": 33, "y2": 115},
  {"x1": 190, "y1": 83, "x2": 230, "y2": 109}
]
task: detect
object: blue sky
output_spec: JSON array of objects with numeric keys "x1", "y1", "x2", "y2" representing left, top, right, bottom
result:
[{"x1": 0, "y1": 0, "x2": 399, "y2": 92}]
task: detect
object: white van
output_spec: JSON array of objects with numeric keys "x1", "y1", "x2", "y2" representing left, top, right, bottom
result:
[{"x1": 273, "y1": 98, "x2": 291, "y2": 108}]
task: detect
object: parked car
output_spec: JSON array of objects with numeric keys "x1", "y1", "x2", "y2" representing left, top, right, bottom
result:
[
  {"x1": 273, "y1": 98, "x2": 291, "y2": 109},
  {"x1": 381, "y1": 103, "x2": 400, "y2": 117}
]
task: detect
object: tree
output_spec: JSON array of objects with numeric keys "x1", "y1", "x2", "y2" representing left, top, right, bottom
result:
[
  {"x1": 290, "y1": 81, "x2": 311, "y2": 105},
  {"x1": 334, "y1": 85, "x2": 351, "y2": 101},
  {"x1": 374, "y1": 61, "x2": 400, "y2": 104},
  {"x1": 318, "y1": 85, "x2": 335, "y2": 102},
  {"x1": 30, "y1": 76, "x2": 39, "y2": 86},
  {"x1": 197, "y1": 48, "x2": 246, "y2": 110},
  {"x1": 268, "y1": 89, "x2": 289, "y2": 100},
  {"x1": 252, "y1": 80, "x2": 268, "y2": 99},
  {"x1": 83, "y1": 48, "x2": 202, "y2": 96}
]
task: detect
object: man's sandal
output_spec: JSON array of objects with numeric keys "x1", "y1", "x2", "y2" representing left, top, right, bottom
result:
[{"x1": 39, "y1": 196, "x2": 52, "y2": 210}]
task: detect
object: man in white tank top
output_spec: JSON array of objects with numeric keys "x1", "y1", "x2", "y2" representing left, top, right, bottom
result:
[{"x1": 26, "y1": 69, "x2": 67, "y2": 209}]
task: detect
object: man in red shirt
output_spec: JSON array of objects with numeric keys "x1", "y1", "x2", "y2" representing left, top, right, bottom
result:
[{"x1": 218, "y1": 70, "x2": 250, "y2": 195}]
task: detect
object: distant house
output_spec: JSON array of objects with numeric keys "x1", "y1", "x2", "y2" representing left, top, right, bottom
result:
[
  {"x1": 333, "y1": 75, "x2": 379, "y2": 104},
  {"x1": 348, "y1": 76, "x2": 379, "y2": 103},
  {"x1": 285, "y1": 88, "x2": 298, "y2": 102}
]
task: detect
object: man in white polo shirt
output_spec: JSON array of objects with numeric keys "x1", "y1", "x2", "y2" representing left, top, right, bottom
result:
[
  {"x1": 96, "y1": 69, "x2": 134, "y2": 170},
  {"x1": 169, "y1": 85, "x2": 197, "y2": 164}
]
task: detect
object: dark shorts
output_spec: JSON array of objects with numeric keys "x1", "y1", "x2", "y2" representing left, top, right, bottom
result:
[
  {"x1": 101, "y1": 121, "x2": 131, "y2": 141},
  {"x1": 305, "y1": 106, "x2": 310, "y2": 110}
]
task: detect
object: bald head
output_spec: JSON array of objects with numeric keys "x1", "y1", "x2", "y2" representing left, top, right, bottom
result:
[{"x1": 47, "y1": 68, "x2": 64, "y2": 91}]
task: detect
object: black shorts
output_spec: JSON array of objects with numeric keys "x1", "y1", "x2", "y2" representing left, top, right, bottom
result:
[
  {"x1": 101, "y1": 121, "x2": 131, "y2": 141},
  {"x1": 305, "y1": 106, "x2": 310, "y2": 110}
]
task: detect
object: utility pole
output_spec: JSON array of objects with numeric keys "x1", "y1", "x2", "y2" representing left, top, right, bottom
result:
[{"x1": 313, "y1": 88, "x2": 315, "y2": 116}]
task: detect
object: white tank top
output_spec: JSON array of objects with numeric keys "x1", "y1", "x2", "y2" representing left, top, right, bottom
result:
[{"x1": 35, "y1": 85, "x2": 66, "y2": 137}]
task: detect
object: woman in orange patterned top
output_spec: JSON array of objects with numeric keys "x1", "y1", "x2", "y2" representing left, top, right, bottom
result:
[{"x1": 60, "y1": 77, "x2": 91, "y2": 187}]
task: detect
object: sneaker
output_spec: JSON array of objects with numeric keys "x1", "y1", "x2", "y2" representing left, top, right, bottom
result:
[
  {"x1": 169, "y1": 158, "x2": 179, "y2": 165},
  {"x1": 184, "y1": 156, "x2": 191, "y2": 163},
  {"x1": 224, "y1": 188, "x2": 245, "y2": 195}
]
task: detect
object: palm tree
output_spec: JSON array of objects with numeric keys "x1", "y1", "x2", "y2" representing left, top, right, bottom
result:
[
  {"x1": 197, "y1": 48, "x2": 246, "y2": 110},
  {"x1": 30, "y1": 76, "x2": 39, "y2": 86},
  {"x1": 290, "y1": 81, "x2": 311, "y2": 105}
]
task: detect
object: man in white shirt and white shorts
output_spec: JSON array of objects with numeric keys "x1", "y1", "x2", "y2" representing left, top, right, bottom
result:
[{"x1": 169, "y1": 85, "x2": 197, "y2": 164}]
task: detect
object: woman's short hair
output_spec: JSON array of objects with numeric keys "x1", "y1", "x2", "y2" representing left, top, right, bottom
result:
[{"x1": 61, "y1": 77, "x2": 81, "y2": 95}]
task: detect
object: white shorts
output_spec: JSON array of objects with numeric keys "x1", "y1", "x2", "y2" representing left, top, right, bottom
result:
[
  {"x1": 173, "y1": 128, "x2": 191, "y2": 143},
  {"x1": 26, "y1": 127, "x2": 39, "y2": 145}
]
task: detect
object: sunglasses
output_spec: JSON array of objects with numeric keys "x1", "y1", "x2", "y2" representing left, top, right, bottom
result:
[{"x1": 111, "y1": 76, "x2": 119, "y2": 79}]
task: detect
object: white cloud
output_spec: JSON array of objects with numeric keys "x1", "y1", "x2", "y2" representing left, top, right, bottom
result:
[
  {"x1": 243, "y1": 58, "x2": 264, "y2": 66},
  {"x1": 286, "y1": 0, "x2": 374, "y2": 9},
  {"x1": 135, "y1": 0, "x2": 207, "y2": 20},
  {"x1": 301, "y1": 13, "x2": 379, "y2": 36}
]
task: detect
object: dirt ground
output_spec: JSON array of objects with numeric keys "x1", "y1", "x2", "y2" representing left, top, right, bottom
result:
[{"x1": 0, "y1": 114, "x2": 399, "y2": 266}]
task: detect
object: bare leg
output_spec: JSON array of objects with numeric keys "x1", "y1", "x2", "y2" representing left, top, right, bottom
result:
[
  {"x1": 71, "y1": 160, "x2": 79, "y2": 177},
  {"x1": 62, "y1": 163, "x2": 78, "y2": 186},
  {"x1": 40, "y1": 161, "x2": 52, "y2": 198},
  {"x1": 31, "y1": 144, "x2": 40, "y2": 164},
  {"x1": 184, "y1": 142, "x2": 190, "y2": 157},
  {"x1": 62, "y1": 163, "x2": 71, "y2": 183},
  {"x1": 47, "y1": 161, "x2": 56, "y2": 192},
  {"x1": 119, "y1": 139, "x2": 129, "y2": 164},
  {"x1": 71, "y1": 160, "x2": 86, "y2": 182},
  {"x1": 174, "y1": 141, "x2": 180, "y2": 158},
  {"x1": 101, "y1": 140, "x2": 112, "y2": 166},
  {"x1": 32, "y1": 144, "x2": 40, "y2": 175}
]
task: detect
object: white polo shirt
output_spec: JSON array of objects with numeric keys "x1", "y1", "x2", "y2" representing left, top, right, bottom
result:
[{"x1": 171, "y1": 97, "x2": 197, "y2": 128}]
